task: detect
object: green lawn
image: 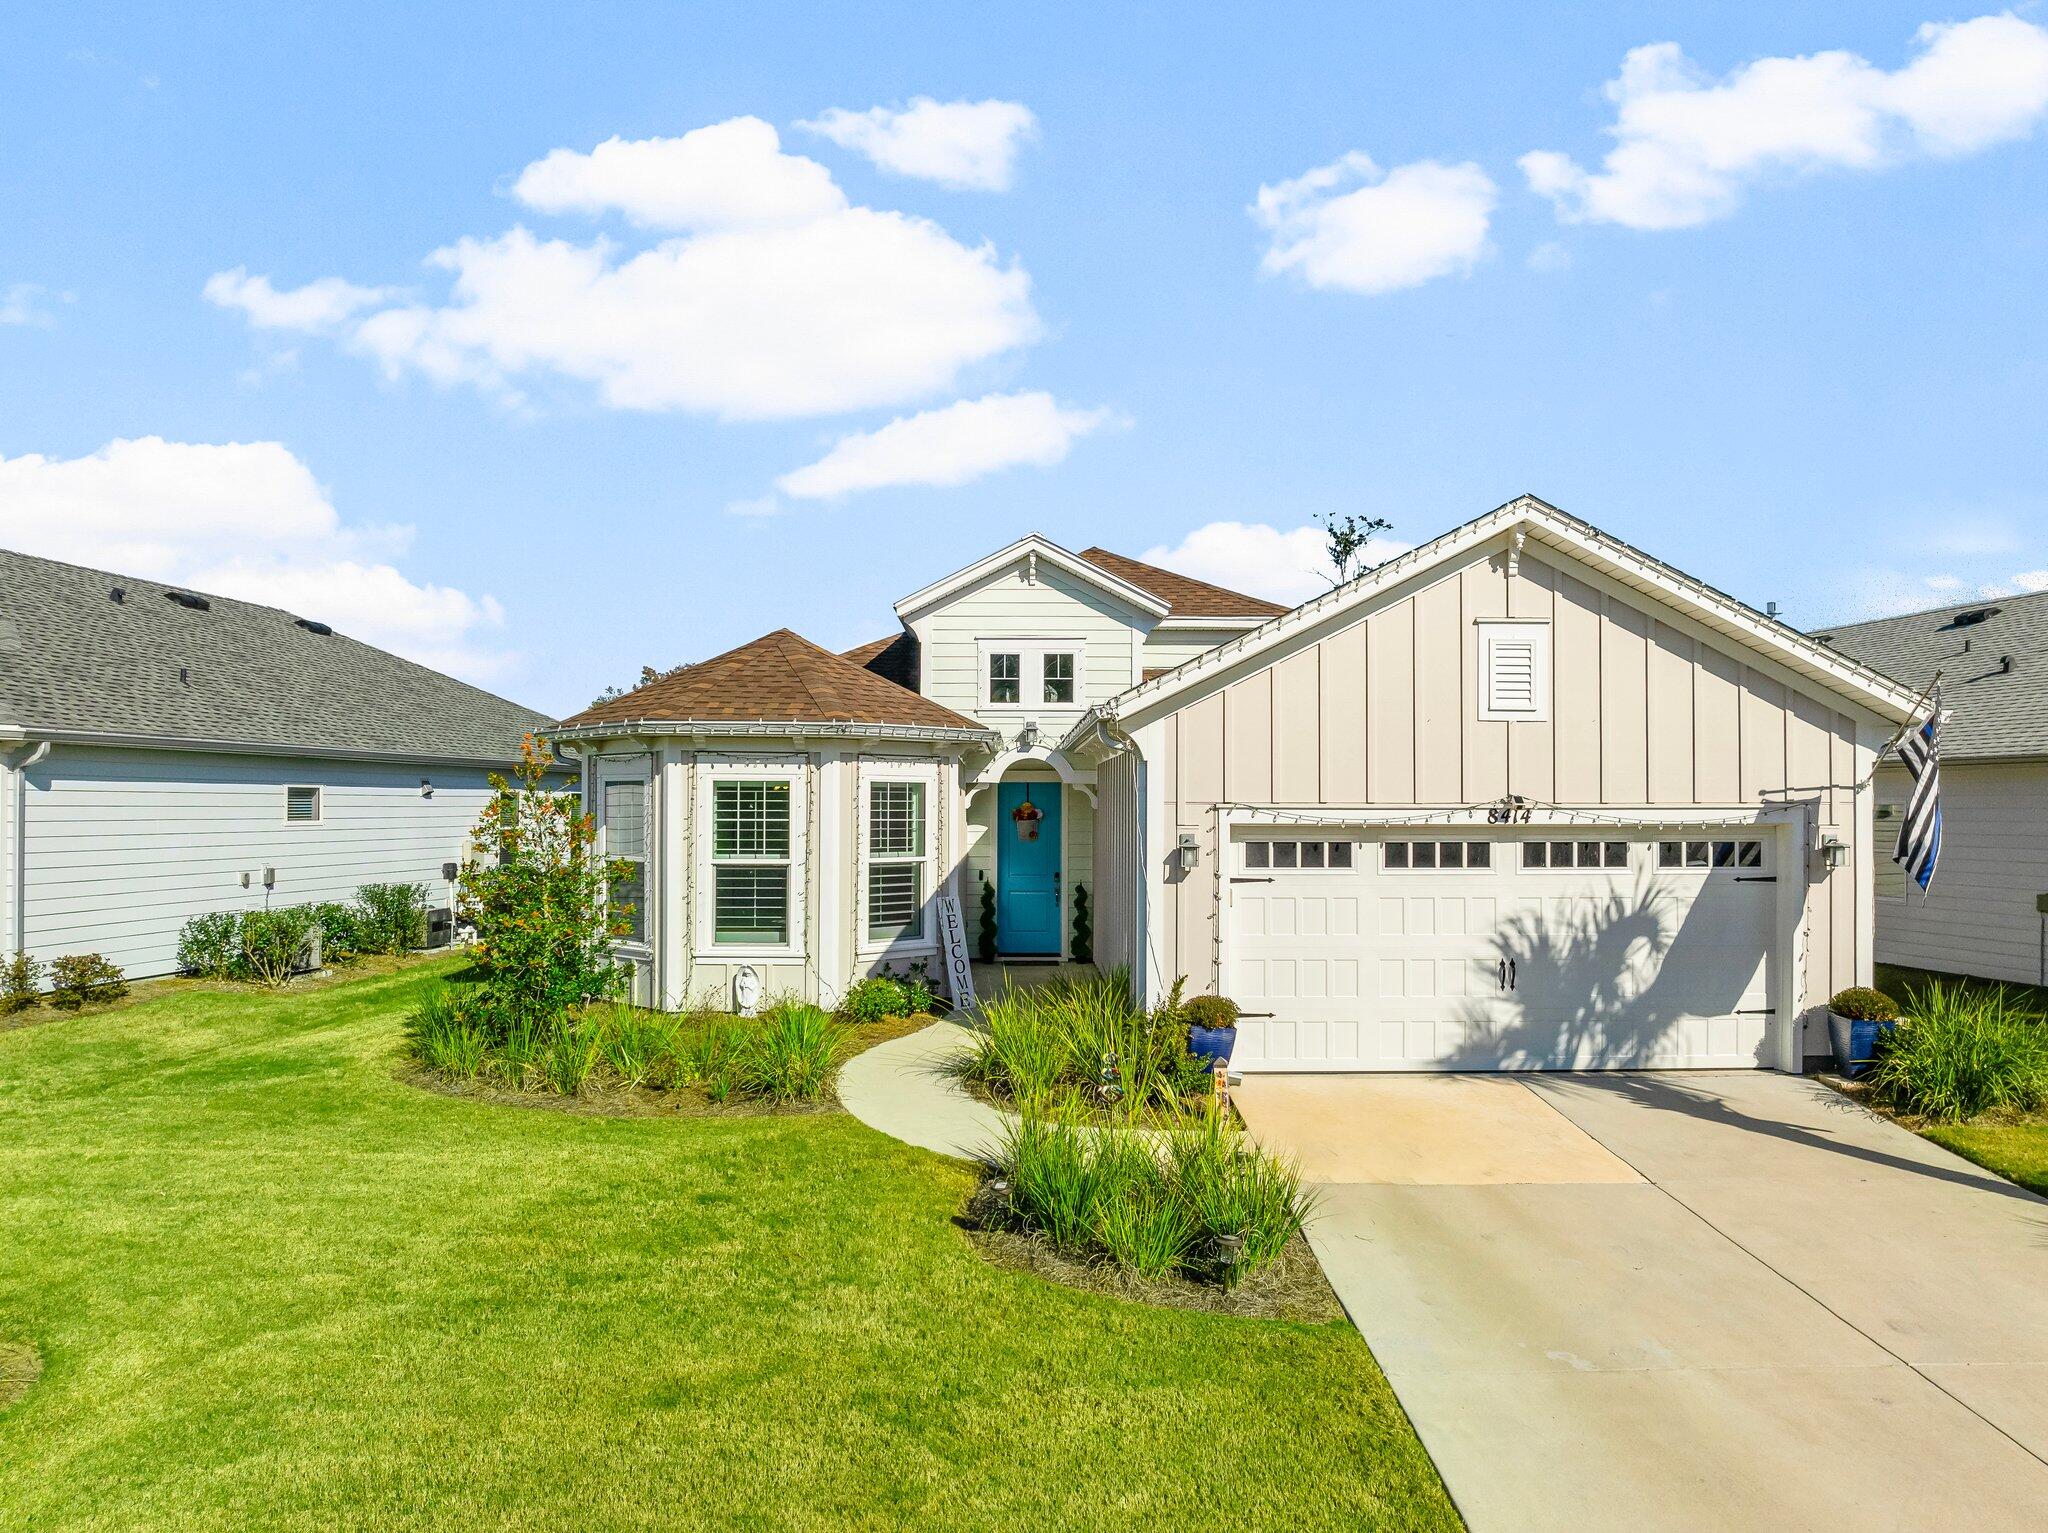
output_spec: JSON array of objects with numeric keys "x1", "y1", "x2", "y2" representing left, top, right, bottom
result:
[
  {"x1": 1920, "y1": 1121, "x2": 2048, "y2": 1198},
  {"x1": 0, "y1": 959, "x2": 1456, "y2": 1531}
]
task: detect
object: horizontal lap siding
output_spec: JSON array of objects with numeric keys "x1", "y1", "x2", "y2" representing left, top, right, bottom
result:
[
  {"x1": 1873, "y1": 760, "x2": 2048, "y2": 986},
  {"x1": 909, "y1": 562, "x2": 1142, "y2": 736},
  {"x1": 1152, "y1": 543, "x2": 1871, "y2": 1049},
  {"x1": 1092, "y1": 750, "x2": 1140, "y2": 978},
  {"x1": 20, "y1": 747, "x2": 502, "y2": 978}
]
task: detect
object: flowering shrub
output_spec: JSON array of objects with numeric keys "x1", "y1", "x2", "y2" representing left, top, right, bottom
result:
[{"x1": 457, "y1": 735, "x2": 628, "y2": 1041}]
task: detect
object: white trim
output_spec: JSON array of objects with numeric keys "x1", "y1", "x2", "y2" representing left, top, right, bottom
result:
[
  {"x1": 1098, "y1": 496, "x2": 1924, "y2": 729},
  {"x1": 1154, "y1": 615, "x2": 1271, "y2": 632},
  {"x1": 693, "y1": 752, "x2": 808, "y2": 962},
  {"x1": 595, "y1": 752, "x2": 654, "y2": 958},
  {"x1": 655, "y1": 746, "x2": 687, "y2": 1009},
  {"x1": 1476, "y1": 618, "x2": 1551, "y2": 723},
  {"x1": 894, "y1": 533, "x2": 1171, "y2": 623},
  {"x1": 966, "y1": 743, "x2": 1094, "y2": 792},
  {"x1": 552, "y1": 719, "x2": 995, "y2": 748},
  {"x1": 856, "y1": 757, "x2": 941, "y2": 959},
  {"x1": 977, "y1": 637, "x2": 1087, "y2": 712}
]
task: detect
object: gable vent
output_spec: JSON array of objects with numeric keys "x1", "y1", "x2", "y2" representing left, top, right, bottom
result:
[
  {"x1": 164, "y1": 589, "x2": 211, "y2": 611},
  {"x1": 1477, "y1": 620, "x2": 1551, "y2": 722},
  {"x1": 294, "y1": 617, "x2": 333, "y2": 636}
]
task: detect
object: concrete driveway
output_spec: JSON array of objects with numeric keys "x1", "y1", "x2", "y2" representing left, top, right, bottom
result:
[{"x1": 1234, "y1": 1072, "x2": 2048, "y2": 1532}]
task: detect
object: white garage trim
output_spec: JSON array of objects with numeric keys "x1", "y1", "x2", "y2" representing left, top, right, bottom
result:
[{"x1": 1217, "y1": 804, "x2": 1812, "y2": 1073}]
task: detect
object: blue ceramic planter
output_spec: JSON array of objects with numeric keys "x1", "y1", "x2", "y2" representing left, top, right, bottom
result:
[
  {"x1": 1827, "y1": 1013, "x2": 1899, "y2": 1078},
  {"x1": 1187, "y1": 1024, "x2": 1237, "y2": 1067}
]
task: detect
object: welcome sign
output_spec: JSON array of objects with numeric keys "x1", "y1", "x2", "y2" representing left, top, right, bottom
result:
[{"x1": 935, "y1": 894, "x2": 977, "y2": 1011}]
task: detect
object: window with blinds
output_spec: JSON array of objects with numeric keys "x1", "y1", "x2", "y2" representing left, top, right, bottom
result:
[
  {"x1": 603, "y1": 778, "x2": 649, "y2": 943},
  {"x1": 712, "y1": 779, "x2": 792, "y2": 945},
  {"x1": 866, "y1": 779, "x2": 929, "y2": 943},
  {"x1": 1478, "y1": 621, "x2": 1551, "y2": 721}
]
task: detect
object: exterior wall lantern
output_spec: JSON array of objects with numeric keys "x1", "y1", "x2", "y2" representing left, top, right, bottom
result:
[{"x1": 1817, "y1": 833, "x2": 1848, "y2": 871}]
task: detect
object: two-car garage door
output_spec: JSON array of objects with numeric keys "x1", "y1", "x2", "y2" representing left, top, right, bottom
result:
[{"x1": 1227, "y1": 829, "x2": 1778, "y2": 1071}]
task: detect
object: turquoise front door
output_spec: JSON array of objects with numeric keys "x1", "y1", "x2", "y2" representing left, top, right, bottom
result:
[{"x1": 997, "y1": 782, "x2": 1062, "y2": 956}]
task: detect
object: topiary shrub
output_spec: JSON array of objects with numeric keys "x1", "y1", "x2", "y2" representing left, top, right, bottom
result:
[
  {"x1": 1829, "y1": 986, "x2": 1902, "y2": 1022},
  {"x1": 977, "y1": 873, "x2": 998, "y2": 963},
  {"x1": 1070, "y1": 883, "x2": 1092, "y2": 964},
  {"x1": 176, "y1": 912, "x2": 243, "y2": 980},
  {"x1": 48, "y1": 954, "x2": 127, "y2": 1011},
  {"x1": 2, "y1": 951, "x2": 42, "y2": 1014}
]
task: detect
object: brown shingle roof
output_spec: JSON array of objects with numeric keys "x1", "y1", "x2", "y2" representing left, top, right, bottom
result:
[
  {"x1": 1077, "y1": 547, "x2": 1289, "y2": 619},
  {"x1": 559, "y1": 629, "x2": 984, "y2": 733},
  {"x1": 841, "y1": 631, "x2": 920, "y2": 690}
]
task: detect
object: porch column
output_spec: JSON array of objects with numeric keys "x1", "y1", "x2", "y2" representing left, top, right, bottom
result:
[{"x1": 657, "y1": 745, "x2": 687, "y2": 1010}]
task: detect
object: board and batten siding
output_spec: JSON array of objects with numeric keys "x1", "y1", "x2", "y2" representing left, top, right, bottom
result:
[
  {"x1": 17, "y1": 745, "x2": 495, "y2": 980},
  {"x1": 1142, "y1": 542, "x2": 1877, "y2": 1054},
  {"x1": 1092, "y1": 747, "x2": 1142, "y2": 976},
  {"x1": 1873, "y1": 760, "x2": 2048, "y2": 987},
  {"x1": 907, "y1": 560, "x2": 1145, "y2": 736}
]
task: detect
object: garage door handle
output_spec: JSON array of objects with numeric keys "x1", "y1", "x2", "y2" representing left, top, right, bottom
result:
[
  {"x1": 1498, "y1": 959, "x2": 1507, "y2": 992},
  {"x1": 1509, "y1": 958, "x2": 1517, "y2": 991},
  {"x1": 1230, "y1": 876, "x2": 1274, "y2": 884},
  {"x1": 1236, "y1": 1011, "x2": 1275, "y2": 1019}
]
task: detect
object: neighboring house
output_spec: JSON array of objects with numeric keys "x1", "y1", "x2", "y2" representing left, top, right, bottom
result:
[
  {"x1": 1816, "y1": 591, "x2": 2048, "y2": 988},
  {"x1": 555, "y1": 498, "x2": 1921, "y2": 1072},
  {"x1": 0, "y1": 548, "x2": 555, "y2": 980}
]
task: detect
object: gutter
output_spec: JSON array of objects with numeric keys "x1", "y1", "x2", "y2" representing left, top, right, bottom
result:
[
  {"x1": 550, "y1": 718, "x2": 1002, "y2": 749},
  {"x1": 0, "y1": 725, "x2": 536, "y2": 772}
]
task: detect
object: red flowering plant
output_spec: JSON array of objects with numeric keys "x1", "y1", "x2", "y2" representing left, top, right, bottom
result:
[{"x1": 457, "y1": 734, "x2": 629, "y2": 1042}]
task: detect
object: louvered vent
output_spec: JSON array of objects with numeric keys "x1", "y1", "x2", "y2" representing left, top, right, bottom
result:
[{"x1": 1478, "y1": 621, "x2": 1550, "y2": 721}]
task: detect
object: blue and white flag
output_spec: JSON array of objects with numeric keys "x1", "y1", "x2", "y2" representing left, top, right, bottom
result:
[{"x1": 1891, "y1": 685, "x2": 1943, "y2": 894}]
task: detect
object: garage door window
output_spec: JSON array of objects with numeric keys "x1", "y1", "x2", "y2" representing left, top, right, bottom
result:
[
  {"x1": 1658, "y1": 839, "x2": 1761, "y2": 869},
  {"x1": 1523, "y1": 840, "x2": 1629, "y2": 869},
  {"x1": 1383, "y1": 840, "x2": 1492, "y2": 870},
  {"x1": 1243, "y1": 840, "x2": 1353, "y2": 870}
]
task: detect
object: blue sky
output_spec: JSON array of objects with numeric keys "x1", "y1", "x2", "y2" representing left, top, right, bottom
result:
[{"x1": 2, "y1": 3, "x2": 2045, "y2": 715}]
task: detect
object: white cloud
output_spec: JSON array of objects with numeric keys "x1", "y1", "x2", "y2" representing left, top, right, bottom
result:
[
  {"x1": 510, "y1": 117, "x2": 846, "y2": 229},
  {"x1": 211, "y1": 118, "x2": 1040, "y2": 421},
  {"x1": 776, "y1": 390, "x2": 1116, "y2": 500},
  {"x1": 0, "y1": 283, "x2": 71, "y2": 327},
  {"x1": 798, "y1": 97, "x2": 1038, "y2": 191},
  {"x1": 0, "y1": 437, "x2": 514, "y2": 681},
  {"x1": 1526, "y1": 241, "x2": 1573, "y2": 274},
  {"x1": 1521, "y1": 14, "x2": 2048, "y2": 230},
  {"x1": 202, "y1": 268, "x2": 397, "y2": 332},
  {"x1": 2012, "y1": 570, "x2": 2048, "y2": 593},
  {"x1": 1138, "y1": 520, "x2": 1414, "y2": 607},
  {"x1": 1253, "y1": 152, "x2": 1496, "y2": 295}
]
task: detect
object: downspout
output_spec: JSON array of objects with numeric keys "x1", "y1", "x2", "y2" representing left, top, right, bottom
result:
[{"x1": 9, "y1": 741, "x2": 50, "y2": 957}]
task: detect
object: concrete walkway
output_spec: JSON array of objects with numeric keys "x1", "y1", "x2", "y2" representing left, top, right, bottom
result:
[
  {"x1": 838, "y1": 1020, "x2": 1003, "y2": 1161},
  {"x1": 1236, "y1": 1071, "x2": 2048, "y2": 1532}
]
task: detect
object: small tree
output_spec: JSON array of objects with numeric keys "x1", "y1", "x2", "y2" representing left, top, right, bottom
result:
[
  {"x1": 1317, "y1": 511, "x2": 1393, "y2": 586},
  {"x1": 458, "y1": 734, "x2": 628, "y2": 1041},
  {"x1": 1070, "y1": 884, "x2": 1093, "y2": 965},
  {"x1": 977, "y1": 873, "x2": 999, "y2": 964}
]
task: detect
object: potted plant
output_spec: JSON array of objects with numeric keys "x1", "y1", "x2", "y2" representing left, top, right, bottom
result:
[
  {"x1": 1827, "y1": 986, "x2": 1903, "y2": 1078},
  {"x1": 1184, "y1": 994, "x2": 1241, "y2": 1067}
]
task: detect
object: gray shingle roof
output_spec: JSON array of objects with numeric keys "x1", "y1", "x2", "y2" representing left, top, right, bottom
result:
[
  {"x1": 0, "y1": 547, "x2": 553, "y2": 762},
  {"x1": 1815, "y1": 590, "x2": 2048, "y2": 761}
]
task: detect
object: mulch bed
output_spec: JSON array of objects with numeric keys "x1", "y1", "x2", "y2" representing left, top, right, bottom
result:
[
  {"x1": 0, "y1": 1343, "x2": 42, "y2": 1413},
  {"x1": 956, "y1": 1179, "x2": 1344, "y2": 1323},
  {"x1": 397, "y1": 1011, "x2": 933, "y2": 1120}
]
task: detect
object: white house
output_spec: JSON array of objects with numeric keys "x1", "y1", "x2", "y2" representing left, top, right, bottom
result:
[
  {"x1": 1818, "y1": 590, "x2": 2048, "y2": 989},
  {"x1": 554, "y1": 496, "x2": 1923, "y2": 1072},
  {"x1": 0, "y1": 547, "x2": 556, "y2": 980}
]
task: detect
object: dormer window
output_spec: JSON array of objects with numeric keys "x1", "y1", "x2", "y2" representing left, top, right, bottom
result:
[
  {"x1": 1042, "y1": 652, "x2": 1075, "y2": 704},
  {"x1": 988, "y1": 652, "x2": 1021, "y2": 704},
  {"x1": 980, "y1": 640, "x2": 1086, "y2": 709}
]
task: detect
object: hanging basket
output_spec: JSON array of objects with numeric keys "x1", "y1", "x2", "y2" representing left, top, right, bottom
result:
[{"x1": 1011, "y1": 798, "x2": 1045, "y2": 842}]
